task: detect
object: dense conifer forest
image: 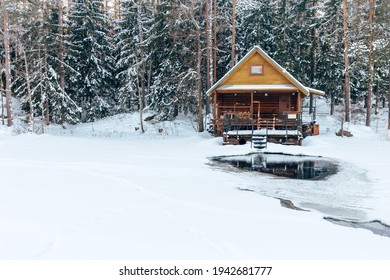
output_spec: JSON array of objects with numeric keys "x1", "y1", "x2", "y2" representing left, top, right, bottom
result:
[{"x1": 1, "y1": 0, "x2": 389, "y2": 132}]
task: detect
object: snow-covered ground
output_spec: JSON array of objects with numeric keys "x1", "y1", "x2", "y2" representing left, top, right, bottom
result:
[{"x1": 1, "y1": 99, "x2": 390, "y2": 259}]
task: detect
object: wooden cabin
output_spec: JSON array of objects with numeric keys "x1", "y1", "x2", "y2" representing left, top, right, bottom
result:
[{"x1": 207, "y1": 46, "x2": 324, "y2": 145}]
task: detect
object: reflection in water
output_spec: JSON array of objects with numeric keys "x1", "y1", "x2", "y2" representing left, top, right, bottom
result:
[{"x1": 212, "y1": 153, "x2": 338, "y2": 180}]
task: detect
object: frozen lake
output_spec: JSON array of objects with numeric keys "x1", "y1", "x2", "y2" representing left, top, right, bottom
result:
[{"x1": 211, "y1": 152, "x2": 390, "y2": 238}]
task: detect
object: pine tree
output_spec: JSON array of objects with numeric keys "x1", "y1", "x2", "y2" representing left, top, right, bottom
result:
[
  {"x1": 273, "y1": 0, "x2": 295, "y2": 71},
  {"x1": 231, "y1": 0, "x2": 236, "y2": 68},
  {"x1": 236, "y1": 0, "x2": 275, "y2": 55},
  {"x1": 316, "y1": 0, "x2": 344, "y2": 115},
  {"x1": 148, "y1": 0, "x2": 187, "y2": 120},
  {"x1": 375, "y1": 0, "x2": 390, "y2": 128},
  {"x1": 67, "y1": 0, "x2": 114, "y2": 122},
  {"x1": 151, "y1": 0, "x2": 203, "y2": 122},
  {"x1": 14, "y1": 1, "x2": 81, "y2": 129},
  {"x1": 116, "y1": 0, "x2": 159, "y2": 131},
  {"x1": 214, "y1": 0, "x2": 233, "y2": 80},
  {"x1": 115, "y1": 0, "x2": 139, "y2": 113}
]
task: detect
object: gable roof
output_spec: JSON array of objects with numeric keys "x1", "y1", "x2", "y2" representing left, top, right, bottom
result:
[{"x1": 206, "y1": 46, "x2": 324, "y2": 97}]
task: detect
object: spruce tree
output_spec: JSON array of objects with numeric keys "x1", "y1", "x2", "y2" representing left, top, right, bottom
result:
[
  {"x1": 14, "y1": 2, "x2": 80, "y2": 128},
  {"x1": 214, "y1": 0, "x2": 234, "y2": 80},
  {"x1": 115, "y1": 0, "x2": 139, "y2": 113},
  {"x1": 236, "y1": 0, "x2": 275, "y2": 56},
  {"x1": 67, "y1": 0, "x2": 114, "y2": 122},
  {"x1": 148, "y1": 0, "x2": 187, "y2": 120},
  {"x1": 316, "y1": 0, "x2": 345, "y2": 115}
]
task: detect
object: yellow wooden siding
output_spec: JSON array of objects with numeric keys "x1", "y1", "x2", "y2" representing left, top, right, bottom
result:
[{"x1": 222, "y1": 52, "x2": 291, "y2": 85}]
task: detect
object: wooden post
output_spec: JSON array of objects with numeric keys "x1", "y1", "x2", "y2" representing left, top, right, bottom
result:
[
  {"x1": 213, "y1": 92, "x2": 217, "y2": 119},
  {"x1": 213, "y1": 92, "x2": 217, "y2": 135},
  {"x1": 297, "y1": 92, "x2": 301, "y2": 112},
  {"x1": 250, "y1": 92, "x2": 253, "y2": 115}
]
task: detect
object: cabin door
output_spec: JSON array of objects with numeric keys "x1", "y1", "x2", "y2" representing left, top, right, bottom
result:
[{"x1": 279, "y1": 95, "x2": 290, "y2": 115}]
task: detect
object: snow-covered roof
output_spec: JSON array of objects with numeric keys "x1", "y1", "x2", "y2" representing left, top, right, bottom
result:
[
  {"x1": 307, "y1": 87, "x2": 325, "y2": 96},
  {"x1": 207, "y1": 46, "x2": 325, "y2": 97}
]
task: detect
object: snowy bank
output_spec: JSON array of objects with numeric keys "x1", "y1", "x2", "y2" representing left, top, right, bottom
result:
[{"x1": 1, "y1": 108, "x2": 390, "y2": 259}]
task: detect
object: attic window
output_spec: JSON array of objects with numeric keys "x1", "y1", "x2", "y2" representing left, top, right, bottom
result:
[{"x1": 251, "y1": 65, "x2": 263, "y2": 75}]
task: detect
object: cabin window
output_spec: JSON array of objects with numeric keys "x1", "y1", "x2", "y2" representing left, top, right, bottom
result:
[{"x1": 250, "y1": 65, "x2": 263, "y2": 75}]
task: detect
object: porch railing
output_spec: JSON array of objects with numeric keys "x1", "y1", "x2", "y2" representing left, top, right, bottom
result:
[{"x1": 213, "y1": 111, "x2": 302, "y2": 135}]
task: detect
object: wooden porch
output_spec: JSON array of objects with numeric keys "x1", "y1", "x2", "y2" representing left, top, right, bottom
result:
[{"x1": 212, "y1": 91, "x2": 303, "y2": 137}]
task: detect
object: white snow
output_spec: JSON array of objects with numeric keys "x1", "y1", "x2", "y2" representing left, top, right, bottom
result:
[
  {"x1": 225, "y1": 129, "x2": 301, "y2": 136},
  {"x1": 1, "y1": 100, "x2": 390, "y2": 259}
]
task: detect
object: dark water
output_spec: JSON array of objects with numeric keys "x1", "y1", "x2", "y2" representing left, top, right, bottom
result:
[{"x1": 212, "y1": 153, "x2": 338, "y2": 180}]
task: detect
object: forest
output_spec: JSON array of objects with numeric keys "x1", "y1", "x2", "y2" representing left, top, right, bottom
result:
[{"x1": 1, "y1": 0, "x2": 389, "y2": 133}]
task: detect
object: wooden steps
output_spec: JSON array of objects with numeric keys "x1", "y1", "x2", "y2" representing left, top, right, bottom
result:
[{"x1": 252, "y1": 135, "x2": 267, "y2": 149}]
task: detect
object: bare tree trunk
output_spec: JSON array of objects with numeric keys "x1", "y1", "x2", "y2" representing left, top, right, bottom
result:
[
  {"x1": 197, "y1": 26, "x2": 204, "y2": 132},
  {"x1": 213, "y1": 0, "x2": 217, "y2": 83},
  {"x1": 366, "y1": 0, "x2": 376, "y2": 127},
  {"x1": 343, "y1": 0, "x2": 351, "y2": 123},
  {"x1": 58, "y1": 0, "x2": 65, "y2": 92},
  {"x1": 231, "y1": 0, "x2": 236, "y2": 68},
  {"x1": 0, "y1": 60, "x2": 4, "y2": 125},
  {"x1": 388, "y1": 64, "x2": 390, "y2": 130},
  {"x1": 309, "y1": 0, "x2": 317, "y2": 115},
  {"x1": 375, "y1": 96, "x2": 379, "y2": 115},
  {"x1": 58, "y1": 0, "x2": 66, "y2": 124},
  {"x1": 22, "y1": 46, "x2": 33, "y2": 133},
  {"x1": 205, "y1": 0, "x2": 211, "y2": 115},
  {"x1": 137, "y1": 3, "x2": 145, "y2": 133},
  {"x1": 115, "y1": 0, "x2": 121, "y2": 19},
  {"x1": 147, "y1": 62, "x2": 152, "y2": 105},
  {"x1": 44, "y1": 62, "x2": 50, "y2": 126},
  {"x1": 2, "y1": 4, "x2": 13, "y2": 127},
  {"x1": 330, "y1": 91, "x2": 335, "y2": 116},
  {"x1": 39, "y1": 48, "x2": 45, "y2": 134},
  {"x1": 206, "y1": 0, "x2": 211, "y2": 90},
  {"x1": 187, "y1": 1, "x2": 204, "y2": 132},
  {"x1": 44, "y1": 2, "x2": 50, "y2": 126}
]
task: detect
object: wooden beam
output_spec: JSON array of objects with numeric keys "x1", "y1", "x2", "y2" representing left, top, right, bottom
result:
[
  {"x1": 213, "y1": 92, "x2": 217, "y2": 119},
  {"x1": 216, "y1": 89, "x2": 299, "y2": 94},
  {"x1": 297, "y1": 92, "x2": 301, "y2": 112},
  {"x1": 250, "y1": 91, "x2": 253, "y2": 115}
]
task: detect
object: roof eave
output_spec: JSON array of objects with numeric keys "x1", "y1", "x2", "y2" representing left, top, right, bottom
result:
[{"x1": 307, "y1": 87, "x2": 325, "y2": 96}]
